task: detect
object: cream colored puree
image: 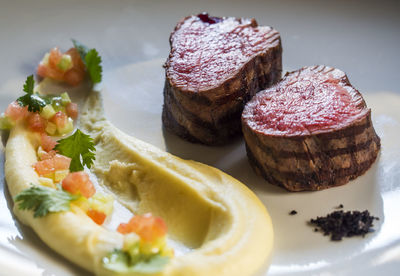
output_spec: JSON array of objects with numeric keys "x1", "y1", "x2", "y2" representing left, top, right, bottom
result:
[{"x1": 5, "y1": 86, "x2": 273, "y2": 275}]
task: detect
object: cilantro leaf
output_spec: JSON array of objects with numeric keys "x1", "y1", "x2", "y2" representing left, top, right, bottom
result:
[
  {"x1": 71, "y1": 39, "x2": 89, "y2": 61},
  {"x1": 17, "y1": 75, "x2": 47, "y2": 112},
  {"x1": 54, "y1": 129, "x2": 96, "y2": 172},
  {"x1": 103, "y1": 249, "x2": 169, "y2": 274},
  {"x1": 85, "y1": 49, "x2": 102, "y2": 84},
  {"x1": 23, "y1": 75, "x2": 34, "y2": 94},
  {"x1": 14, "y1": 185, "x2": 79, "y2": 217},
  {"x1": 71, "y1": 39, "x2": 102, "y2": 84}
]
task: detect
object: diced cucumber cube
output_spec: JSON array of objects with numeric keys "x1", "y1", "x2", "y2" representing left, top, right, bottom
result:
[
  {"x1": 52, "y1": 99, "x2": 65, "y2": 112},
  {"x1": 40, "y1": 104, "x2": 56, "y2": 119},
  {"x1": 54, "y1": 169, "x2": 69, "y2": 182},
  {"x1": 58, "y1": 117, "x2": 74, "y2": 135},
  {"x1": 89, "y1": 193, "x2": 114, "y2": 216},
  {"x1": 57, "y1": 54, "x2": 73, "y2": 71},
  {"x1": 60, "y1": 92, "x2": 71, "y2": 105},
  {"x1": 71, "y1": 197, "x2": 90, "y2": 212},
  {"x1": 46, "y1": 122, "x2": 57, "y2": 135}
]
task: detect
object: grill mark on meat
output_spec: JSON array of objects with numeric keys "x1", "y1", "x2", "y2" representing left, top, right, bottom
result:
[
  {"x1": 167, "y1": 80, "x2": 245, "y2": 129},
  {"x1": 162, "y1": 103, "x2": 204, "y2": 144},
  {"x1": 263, "y1": 158, "x2": 378, "y2": 183},
  {"x1": 248, "y1": 129, "x2": 375, "y2": 160},
  {"x1": 247, "y1": 142, "x2": 379, "y2": 192},
  {"x1": 164, "y1": 79, "x2": 244, "y2": 145}
]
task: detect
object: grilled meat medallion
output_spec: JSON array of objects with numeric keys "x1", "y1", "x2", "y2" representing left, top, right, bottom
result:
[
  {"x1": 163, "y1": 13, "x2": 282, "y2": 145},
  {"x1": 242, "y1": 65, "x2": 381, "y2": 191}
]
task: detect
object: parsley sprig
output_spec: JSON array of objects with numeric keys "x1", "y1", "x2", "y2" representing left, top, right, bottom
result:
[
  {"x1": 17, "y1": 75, "x2": 47, "y2": 112},
  {"x1": 72, "y1": 39, "x2": 102, "y2": 84},
  {"x1": 103, "y1": 249, "x2": 169, "y2": 274},
  {"x1": 55, "y1": 129, "x2": 96, "y2": 172},
  {"x1": 14, "y1": 185, "x2": 79, "y2": 217}
]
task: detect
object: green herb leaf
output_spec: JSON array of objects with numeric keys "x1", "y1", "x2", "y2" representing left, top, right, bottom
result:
[
  {"x1": 71, "y1": 39, "x2": 89, "y2": 61},
  {"x1": 103, "y1": 249, "x2": 169, "y2": 274},
  {"x1": 54, "y1": 129, "x2": 96, "y2": 172},
  {"x1": 14, "y1": 185, "x2": 79, "y2": 217},
  {"x1": 23, "y1": 75, "x2": 34, "y2": 94},
  {"x1": 85, "y1": 49, "x2": 102, "y2": 84},
  {"x1": 17, "y1": 75, "x2": 47, "y2": 112},
  {"x1": 71, "y1": 39, "x2": 102, "y2": 84}
]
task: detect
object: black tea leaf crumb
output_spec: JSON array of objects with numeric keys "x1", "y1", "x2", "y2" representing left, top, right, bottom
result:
[
  {"x1": 289, "y1": 210, "x2": 297, "y2": 215},
  {"x1": 310, "y1": 210, "x2": 378, "y2": 241},
  {"x1": 335, "y1": 204, "x2": 344, "y2": 209}
]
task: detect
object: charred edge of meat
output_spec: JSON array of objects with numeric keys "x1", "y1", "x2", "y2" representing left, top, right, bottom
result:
[
  {"x1": 246, "y1": 142, "x2": 380, "y2": 192},
  {"x1": 244, "y1": 133, "x2": 381, "y2": 192},
  {"x1": 162, "y1": 103, "x2": 204, "y2": 144},
  {"x1": 244, "y1": 117, "x2": 378, "y2": 160},
  {"x1": 162, "y1": 88, "x2": 243, "y2": 145}
]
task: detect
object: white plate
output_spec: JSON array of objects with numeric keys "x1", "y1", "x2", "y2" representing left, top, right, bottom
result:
[{"x1": 1, "y1": 1, "x2": 400, "y2": 275}]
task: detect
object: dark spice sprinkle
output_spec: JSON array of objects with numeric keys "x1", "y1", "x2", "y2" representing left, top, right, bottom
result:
[
  {"x1": 289, "y1": 210, "x2": 297, "y2": 215},
  {"x1": 310, "y1": 210, "x2": 378, "y2": 241},
  {"x1": 335, "y1": 204, "x2": 344, "y2": 209}
]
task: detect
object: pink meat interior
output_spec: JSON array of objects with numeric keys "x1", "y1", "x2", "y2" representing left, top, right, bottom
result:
[
  {"x1": 244, "y1": 68, "x2": 367, "y2": 136},
  {"x1": 167, "y1": 15, "x2": 278, "y2": 92}
]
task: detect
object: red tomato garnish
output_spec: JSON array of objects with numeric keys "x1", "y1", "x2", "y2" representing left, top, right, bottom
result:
[
  {"x1": 117, "y1": 213, "x2": 167, "y2": 242},
  {"x1": 36, "y1": 64, "x2": 47, "y2": 78},
  {"x1": 37, "y1": 48, "x2": 65, "y2": 81},
  {"x1": 27, "y1": 113, "x2": 47, "y2": 132},
  {"x1": 66, "y1": 102, "x2": 78, "y2": 119},
  {"x1": 41, "y1": 133, "x2": 57, "y2": 152},
  {"x1": 64, "y1": 68, "x2": 84, "y2": 86},
  {"x1": 34, "y1": 158, "x2": 55, "y2": 176},
  {"x1": 53, "y1": 154, "x2": 71, "y2": 170},
  {"x1": 50, "y1": 111, "x2": 67, "y2": 129},
  {"x1": 48, "y1": 47, "x2": 63, "y2": 68},
  {"x1": 40, "y1": 150, "x2": 57, "y2": 160},
  {"x1": 66, "y1": 48, "x2": 86, "y2": 72},
  {"x1": 36, "y1": 47, "x2": 86, "y2": 86},
  {"x1": 62, "y1": 171, "x2": 95, "y2": 198},
  {"x1": 5, "y1": 101, "x2": 28, "y2": 122},
  {"x1": 87, "y1": 209, "x2": 106, "y2": 225}
]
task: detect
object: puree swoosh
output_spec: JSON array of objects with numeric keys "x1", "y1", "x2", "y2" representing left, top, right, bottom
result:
[{"x1": 5, "y1": 90, "x2": 273, "y2": 276}]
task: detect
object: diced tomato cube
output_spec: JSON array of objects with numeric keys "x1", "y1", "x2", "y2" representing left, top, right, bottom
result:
[
  {"x1": 50, "y1": 111, "x2": 67, "y2": 129},
  {"x1": 34, "y1": 158, "x2": 55, "y2": 176},
  {"x1": 40, "y1": 150, "x2": 57, "y2": 160},
  {"x1": 64, "y1": 68, "x2": 85, "y2": 86},
  {"x1": 5, "y1": 101, "x2": 29, "y2": 122},
  {"x1": 87, "y1": 209, "x2": 106, "y2": 225},
  {"x1": 53, "y1": 154, "x2": 71, "y2": 170},
  {"x1": 65, "y1": 102, "x2": 78, "y2": 119},
  {"x1": 66, "y1": 48, "x2": 85, "y2": 72},
  {"x1": 117, "y1": 213, "x2": 167, "y2": 242},
  {"x1": 37, "y1": 47, "x2": 86, "y2": 86},
  {"x1": 41, "y1": 133, "x2": 57, "y2": 152},
  {"x1": 27, "y1": 113, "x2": 47, "y2": 132},
  {"x1": 37, "y1": 48, "x2": 65, "y2": 81},
  {"x1": 48, "y1": 47, "x2": 63, "y2": 68},
  {"x1": 37, "y1": 64, "x2": 47, "y2": 78},
  {"x1": 62, "y1": 171, "x2": 95, "y2": 198}
]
